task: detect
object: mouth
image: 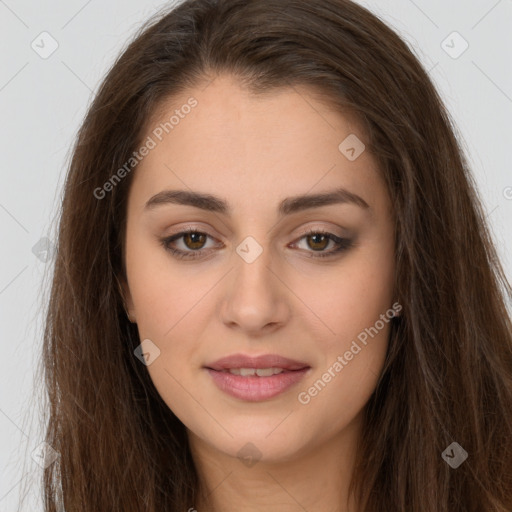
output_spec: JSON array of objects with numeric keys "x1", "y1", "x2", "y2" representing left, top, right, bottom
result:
[
  {"x1": 215, "y1": 367, "x2": 294, "y2": 376},
  {"x1": 204, "y1": 353, "x2": 311, "y2": 401},
  {"x1": 205, "y1": 353, "x2": 310, "y2": 372}
]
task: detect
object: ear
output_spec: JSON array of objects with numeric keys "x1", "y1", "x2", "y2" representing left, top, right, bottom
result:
[{"x1": 116, "y1": 274, "x2": 136, "y2": 323}]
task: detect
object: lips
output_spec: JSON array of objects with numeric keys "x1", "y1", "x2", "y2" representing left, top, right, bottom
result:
[
  {"x1": 205, "y1": 353, "x2": 310, "y2": 372},
  {"x1": 204, "y1": 353, "x2": 311, "y2": 401}
]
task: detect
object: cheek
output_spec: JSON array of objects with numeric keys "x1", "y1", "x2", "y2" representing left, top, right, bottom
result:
[
  {"x1": 124, "y1": 238, "x2": 215, "y2": 408},
  {"x1": 290, "y1": 247, "x2": 394, "y2": 427},
  {"x1": 295, "y1": 277, "x2": 393, "y2": 442},
  {"x1": 291, "y1": 243, "x2": 395, "y2": 351},
  {"x1": 125, "y1": 233, "x2": 210, "y2": 336},
  {"x1": 294, "y1": 334, "x2": 388, "y2": 448}
]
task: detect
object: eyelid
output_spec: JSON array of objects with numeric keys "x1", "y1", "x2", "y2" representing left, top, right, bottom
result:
[{"x1": 164, "y1": 222, "x2": 220, "y2": 238}]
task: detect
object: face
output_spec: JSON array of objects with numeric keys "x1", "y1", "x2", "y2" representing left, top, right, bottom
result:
[{"x1": 121, "y1": 74, "x2": 396, "y2": 463}]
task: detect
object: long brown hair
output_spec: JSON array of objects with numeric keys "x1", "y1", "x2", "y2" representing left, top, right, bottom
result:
[{"x1": 37, "y1": 0, "x2": 512, "y2": 510}]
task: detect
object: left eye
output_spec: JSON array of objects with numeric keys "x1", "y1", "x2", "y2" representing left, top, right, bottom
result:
[
  {"x1": 293, "y1": 231, "x2": 339, "y2": 253},
  {"x1": 290, "y1": 230, "x2": 353, "y2": 258},
  {"x1": 160, "y1": 228, "x2": 352, "y2": 260}
]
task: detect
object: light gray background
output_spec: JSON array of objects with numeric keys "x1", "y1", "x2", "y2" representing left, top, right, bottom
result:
[{"x1": 1, "y1": 0, "x2": 511, "y2": 509}]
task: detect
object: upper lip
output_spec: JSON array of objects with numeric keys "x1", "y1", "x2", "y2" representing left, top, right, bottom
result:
[{"x1": 205, "y1": 353, "x2": 310, "y2": 371}]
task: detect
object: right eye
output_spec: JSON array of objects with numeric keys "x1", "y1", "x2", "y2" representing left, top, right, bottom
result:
[{"x1": 160, "y1": 228, "x2": 221, "y2": 260}]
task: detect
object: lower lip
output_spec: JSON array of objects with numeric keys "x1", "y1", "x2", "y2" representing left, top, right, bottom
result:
[{"x1": 205, "y1": 368, "x2": 310, "y2": 401}]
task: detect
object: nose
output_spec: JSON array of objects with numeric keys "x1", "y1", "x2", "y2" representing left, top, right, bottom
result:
[{"x1": 219, "y1": 239, "x2": 291, "y2": 336}]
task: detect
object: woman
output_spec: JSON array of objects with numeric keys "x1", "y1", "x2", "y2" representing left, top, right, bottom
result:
[{"x1": 40, "y1": 0, "x2": 512, "y2": 510}]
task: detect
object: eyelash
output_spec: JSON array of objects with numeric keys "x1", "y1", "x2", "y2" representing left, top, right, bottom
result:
[{"x1": 159, "y1": 227, "x2": 353, "y2": 261}]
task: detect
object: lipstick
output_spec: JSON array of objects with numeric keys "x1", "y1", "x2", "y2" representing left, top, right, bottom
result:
[{"x1": 204, "y1": 353, "x2": 311, "y2": 401}]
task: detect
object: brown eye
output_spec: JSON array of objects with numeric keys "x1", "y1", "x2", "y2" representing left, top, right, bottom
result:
[
  {"x1": 160, "y1": 229, "x2": 219, "y2": 260},
  {"x1": 292, "y1": 229, "x2": 354, "y2": 259},
  {"x1": 305, "y1": 233, "x2": 330, "y2": 251},
  {"x1": 182, "y1": 232, "x2": 207, "y2": 250}
]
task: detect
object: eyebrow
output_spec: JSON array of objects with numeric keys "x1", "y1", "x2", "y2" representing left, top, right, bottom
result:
[{"x1": 144, "y1": 186, "x2": 370, "y2": 216}]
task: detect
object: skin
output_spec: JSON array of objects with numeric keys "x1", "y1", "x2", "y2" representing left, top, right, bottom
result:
[{"x1": 121, "y1": 74, "x2": 396, "y2": 512}]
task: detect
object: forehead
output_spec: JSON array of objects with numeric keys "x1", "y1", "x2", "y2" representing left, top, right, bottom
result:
[
  {"x1": 149, "y1": 75, "x2": 363, "y2": 142},
  {"x1": 128, "y1": 75, "x2": 387, "y2": 216}
]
